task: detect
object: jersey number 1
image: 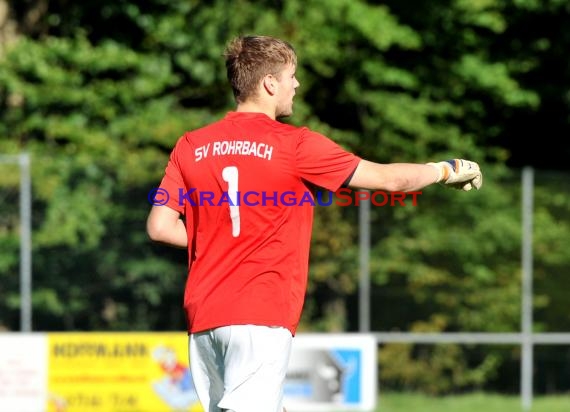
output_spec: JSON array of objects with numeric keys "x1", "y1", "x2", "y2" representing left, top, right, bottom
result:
[{"x1": 222, "y1": 166, "x2": 240, "y2": 237}]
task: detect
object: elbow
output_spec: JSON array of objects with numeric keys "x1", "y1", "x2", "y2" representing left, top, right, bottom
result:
[
  {"x1": 145, "y1": 206, "x2": 185, "y2": 247},
  {"x1": 146, "y1": 219, "x2": 167, "y2": 243}
]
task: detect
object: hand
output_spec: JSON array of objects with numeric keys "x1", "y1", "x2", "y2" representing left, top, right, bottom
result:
[{"x1": 428, "y1": 159, "x2": 483, "y2": 191}]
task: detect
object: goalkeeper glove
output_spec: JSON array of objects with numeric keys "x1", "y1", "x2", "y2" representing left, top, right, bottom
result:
[{"x1": 428, "y1": 159, "x2": 483, "y2": 191}]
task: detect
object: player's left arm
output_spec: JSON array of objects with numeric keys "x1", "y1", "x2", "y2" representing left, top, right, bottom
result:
[
  {"x1": 146, "y1": 205, "x2": 188, "y2": 249},
  {"x1": 347, "y1": 160, "x2": 442, "y2": 192},
  {"x1": 348, "y1": 159, "x2": 482, "y2": 192}
]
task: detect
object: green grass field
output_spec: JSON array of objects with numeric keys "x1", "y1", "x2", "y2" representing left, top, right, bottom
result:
[{"x1": 373, "y1": 392, "x2": 570, "y2": 412}]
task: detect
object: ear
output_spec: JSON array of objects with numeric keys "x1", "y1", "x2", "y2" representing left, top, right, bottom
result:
[{"x1": 262, "y1": 74, "x2": 277, "y2": 96}]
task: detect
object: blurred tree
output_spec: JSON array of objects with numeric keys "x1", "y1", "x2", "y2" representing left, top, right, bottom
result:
[{"x1": 0, "y1": 34, "x2": 194, "y2": 330}]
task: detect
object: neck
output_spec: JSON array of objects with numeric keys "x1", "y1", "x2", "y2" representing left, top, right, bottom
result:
[{"x1": 236, "y1": 101, "x2": 276, "y2": 120}]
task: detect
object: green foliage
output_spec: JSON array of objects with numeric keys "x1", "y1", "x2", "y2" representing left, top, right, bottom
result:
[
  {"x1": 0, "y1": 32, "x2": 193, "y2": 330},
  {"x1": 533, "y1": 172, "x2": 570, "y2": 331},
  {"x1": 380, "y1": 343, "x2": 503, "y2": 394}
]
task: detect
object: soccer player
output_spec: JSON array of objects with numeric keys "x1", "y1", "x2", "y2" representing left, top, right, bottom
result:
[{"x1": 146, "y1": 35, "x2": 482, "y2": 412}]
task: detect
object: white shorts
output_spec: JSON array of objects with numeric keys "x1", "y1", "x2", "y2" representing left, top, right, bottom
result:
[{"x1": 189, "y1": 325, "x2": 292, "y2": 412}]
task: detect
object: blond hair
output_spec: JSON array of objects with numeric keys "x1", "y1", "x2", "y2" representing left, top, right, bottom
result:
[{"x1": 224, "y1": 35, "x2": 297, "y2": 103}]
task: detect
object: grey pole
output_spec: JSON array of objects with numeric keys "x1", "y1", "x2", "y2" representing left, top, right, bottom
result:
[
  {"x1": 359, "y1": 193, "x2": 371, "y2": 333},
  {"x1": 19, "y1": 153, "x2": 32, "y2": 332},
  {"x1": 521, "y1": 167, "x2": 534, "y2": 411}
]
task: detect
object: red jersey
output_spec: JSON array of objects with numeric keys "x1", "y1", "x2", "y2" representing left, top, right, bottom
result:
[{"x1": 159, "y1": 112, "x2": 360, "y2": 335}]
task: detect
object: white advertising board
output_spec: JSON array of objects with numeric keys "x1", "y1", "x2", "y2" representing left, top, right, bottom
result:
[
  {"x1": 0, "y1": 333, "x2": 48, "y2": 412},
  {"x1": 285, "y1": 333, "x2": 377, "y2": 411}
]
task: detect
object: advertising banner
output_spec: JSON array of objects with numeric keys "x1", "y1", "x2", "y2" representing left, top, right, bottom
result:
[
  {"x1": 285, "y1": 334, "x2": 377, "y2": 411},
  {"x1": 46, "y1": 332, "x2": 202, "y2": 412},
  {"x1": 0, "y1": 332, "x2": 376, "y2": 412},
  {"x1": 0, "y1": 333, "x2": 47, "y2": 412}
]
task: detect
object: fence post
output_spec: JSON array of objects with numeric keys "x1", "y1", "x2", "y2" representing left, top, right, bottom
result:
[
  {"x1": 521, "y1": 166, "x2": 534, "y2": 411},
  {"x1": 359, "y1": 192, "x2": 371, "y2": 333}
]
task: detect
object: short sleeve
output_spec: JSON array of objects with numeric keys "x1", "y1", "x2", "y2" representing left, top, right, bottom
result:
[{"x1": 295, "y1": 129, "x2": 361, "y2": 191}]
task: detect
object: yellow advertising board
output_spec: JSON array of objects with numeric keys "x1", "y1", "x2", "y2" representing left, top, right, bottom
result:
[{"x1": 46, "y1": 332, "x2": 203, "y2": 412}]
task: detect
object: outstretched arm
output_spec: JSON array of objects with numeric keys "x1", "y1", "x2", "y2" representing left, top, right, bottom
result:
[
  {"x1": 146, "y1": 205, "x2": 188, "y2": 249},
  {"x1": 347, "y1": 159, "x2": 482, "y2": 192}
]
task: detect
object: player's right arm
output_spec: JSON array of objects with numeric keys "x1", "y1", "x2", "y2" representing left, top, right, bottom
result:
[{"x1": 146, "y1": 205, "x2": 188, "y2": 249}]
